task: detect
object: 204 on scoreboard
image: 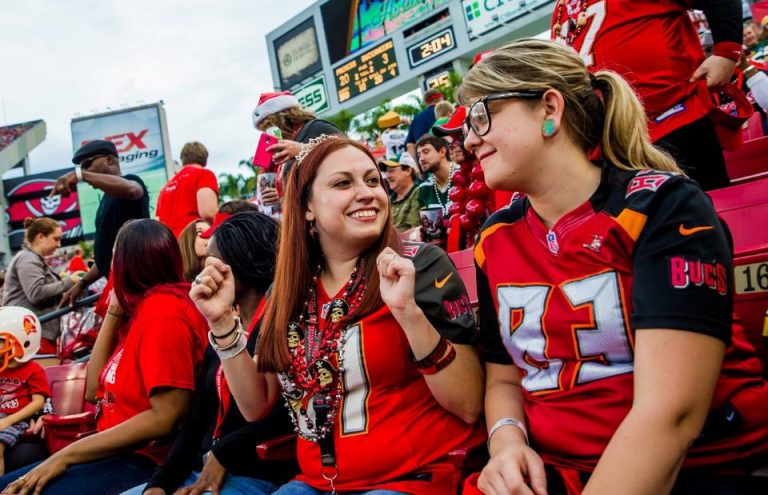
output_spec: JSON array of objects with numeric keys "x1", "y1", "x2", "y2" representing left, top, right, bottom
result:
[{"x1": 334, "y1": 40, "x2": 399, "y2": 103}]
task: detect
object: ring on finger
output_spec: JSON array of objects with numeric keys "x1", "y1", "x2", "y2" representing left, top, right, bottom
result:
[{"x1": 194, "y1": 275, "x2": 202, "y2": 285}]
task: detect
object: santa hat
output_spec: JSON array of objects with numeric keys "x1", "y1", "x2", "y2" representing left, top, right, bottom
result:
[{"x1": 252, "y1": 91, "x2": 300, "y2": 128}]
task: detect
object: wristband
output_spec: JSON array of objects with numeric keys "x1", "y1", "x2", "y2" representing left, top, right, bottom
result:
[
  {"x1": 412, "y1": 336, "x2": 449, "y2": 369},
  {"x1": 74, "y1": 165, "x2": 83, "y2": 182},
  {"x1": 107, "y1": 310, "x2": 125, "y2": 318},
  {"x1": 208, "y1": 330, "x2": 247, "y2": 360},
  {"x1": 418, "y1": 341, "x2": 456, "y2": 375},
  {"x1": 211, "y1": 317, "x2": 239, "y2": 341},
  {"x1": 487, "y1": 418, "x2": 529, "y2": 452},
  {"x1": 713, "y1": 41, "x2": 742, "y2": 62}
]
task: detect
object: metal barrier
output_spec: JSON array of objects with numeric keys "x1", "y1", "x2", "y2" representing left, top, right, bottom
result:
[{"x1": 38, "y1": 293, "x2": 101, "y2": 324}]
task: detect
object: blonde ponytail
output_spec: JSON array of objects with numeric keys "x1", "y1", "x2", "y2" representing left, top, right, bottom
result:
[{"x1": 596, "y1": 71, "x2": 680, "y2": 173}]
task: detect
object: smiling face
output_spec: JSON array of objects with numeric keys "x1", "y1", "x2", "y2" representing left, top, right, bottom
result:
[
  {"x1": 305, "y1": 146, "x2": 389, "y2": 257},
  {"x1": 463, "y1": 97, "x2": 544, "y2": 191}
]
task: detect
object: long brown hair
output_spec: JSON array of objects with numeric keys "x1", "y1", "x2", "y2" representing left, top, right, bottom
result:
[
  {"x1": 258, "y1": 137, "x2": 401, "y2": 372},
  {"x1": 178, "y1": 218, "x2": 205, "y2": 283}
]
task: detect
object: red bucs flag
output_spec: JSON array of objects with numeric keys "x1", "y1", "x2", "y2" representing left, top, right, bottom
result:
[{"x1": 4, "y1": 168, "x2": 83, "y2": 250}]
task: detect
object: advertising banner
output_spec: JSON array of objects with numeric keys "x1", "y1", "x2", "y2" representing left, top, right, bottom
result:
[
  {"x1": 276, "y1": 17, "x2": 323, "y2": 89},
  {"x1": 295, "y1": 76, "x2": 330, "y2": 114},
  {"x1": 462, "y1": 0, "x2": 550, "y2": 39},
  {"x1": 4, "y1": 169, "x2": 83, "y2": 250},
  {"x1": 71, "y1": 104, "x2": 169, "y2": 236}
]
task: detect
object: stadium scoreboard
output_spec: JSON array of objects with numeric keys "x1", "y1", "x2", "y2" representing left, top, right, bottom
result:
[
  {"x1": 334, "y1": 40, "x2": 399, "y2": 103},
  {"x1": 266, "y1": 1, "x2": 555, "y2": 116}
]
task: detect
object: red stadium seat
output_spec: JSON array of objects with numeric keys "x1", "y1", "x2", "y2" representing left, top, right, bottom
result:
[
  {"x1": 724, "y1": 136, "x2": 768, "y2": 184},
  {"x1": 742, "y1": 112, "x2": 765, "y2": 142},
  {"x1": 448, "y1": 248, "x2": 478, "y2": 307},
  {"x1": 710, "y1": 177, "x2": 768, "y2": 369},
  {"x1": 41, "y1": 363, "x2": 97, "y2": 453}
]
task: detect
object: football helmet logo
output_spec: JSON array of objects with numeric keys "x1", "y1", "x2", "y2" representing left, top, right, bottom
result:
[{"x1": 0, "y1": 307, "x2": 42, "y2": 372}]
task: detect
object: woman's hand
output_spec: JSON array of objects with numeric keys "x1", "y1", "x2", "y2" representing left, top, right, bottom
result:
[
  {"x1": 106, "y1": 289, "x2": 123, "y2": 316},
  {"x1": 376, "y1": 247, "x2": 418, "y2": 316},
  {"x1": 189, "y1": 257, "x2": 236, "y2": 333},
  {"x1": 1, "y1": 455, "x2": 68, "y2": 494},
  {"x1": 25, "y1": 417, "x2": 46, "y2": 438},
  {"x1": 68, "y1": 272, "x2": 82, "y2": 285},
  {"x1": 477, "y1": 443, "x2": 547, "y2": 495},
  {"x1": 143, "y1": 489, "x2": 166, "y2": 495},
  {"x1": 173, "y1": 452, "x2": 227, "y2": 495},
  {"x1": 267, "y1": 139, "x2": 302, "y2": 165}
]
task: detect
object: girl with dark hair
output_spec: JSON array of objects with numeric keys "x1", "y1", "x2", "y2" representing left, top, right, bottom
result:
[
  {"x1": 459, "y1": 39, "x2": 768, "y2": 494},
  {"x1": 191, "y1": 136, "x2": 483, "y2": 494},
  {"x1": 0, "y1": 220, "x2": 209, "y2": 495},
  {"x1": 125, "y1": 212, "x2": 295, "y2": 495}
]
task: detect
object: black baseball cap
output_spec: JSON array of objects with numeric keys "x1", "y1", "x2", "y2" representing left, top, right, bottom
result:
[{"x1": 72, "y1": 140, "x2": 118, "y2": 165}]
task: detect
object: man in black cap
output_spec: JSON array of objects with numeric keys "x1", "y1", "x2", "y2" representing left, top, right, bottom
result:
[{"x1": 51, "y1": 139, "x2": 149, "y2": 306}]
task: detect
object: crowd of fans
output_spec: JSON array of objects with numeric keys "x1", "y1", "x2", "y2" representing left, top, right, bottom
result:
[
  {"x1": 1, "y1": 2, "x2": 768, "y2": 495},
  {"x1": 0, "y1": 123, "x2": 34, "y2": 152}
]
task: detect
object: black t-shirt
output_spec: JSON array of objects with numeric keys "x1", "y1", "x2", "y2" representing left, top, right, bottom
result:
[
  {"x1": 93, "y1": 174, "x2": 149, "y2": 276},
  {"x1": 281, "y1": 119, "x2": 343, "y2": 184}
]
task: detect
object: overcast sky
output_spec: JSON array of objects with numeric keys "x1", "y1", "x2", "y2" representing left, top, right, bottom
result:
[{"x1": 0, "y1": 0, "x2": 316, "y2": 178}]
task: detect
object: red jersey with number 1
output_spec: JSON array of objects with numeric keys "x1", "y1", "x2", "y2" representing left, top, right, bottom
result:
[
  {"x1": 551, "y1": 0, "x2": 704, "y2": 121},
  {"x1": 477, "y1": 165, "x2": 768, "y2": 473},
  {"x1": 282, "y1": 243, "x2": 484, "y2": 494}
]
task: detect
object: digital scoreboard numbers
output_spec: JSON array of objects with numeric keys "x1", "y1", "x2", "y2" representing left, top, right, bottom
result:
[
  {"x1": 408, "y1": 27, "x2": 455, "y2": 68},
  {"x1": 335, "y1": 40, "x2": 399, "y2": 103}
]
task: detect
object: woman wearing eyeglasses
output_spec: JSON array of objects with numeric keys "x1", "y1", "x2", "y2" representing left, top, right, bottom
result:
[{"x1": 461, "y1": 39, "x2": 768, "y2": 495}]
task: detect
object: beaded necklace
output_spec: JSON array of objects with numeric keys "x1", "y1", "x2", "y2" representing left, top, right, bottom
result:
[
  {"x1": 432, "y1": 162, "x2": 456, "y2": 215},
  {"x1": 553, "y1": 0, "x2": 590, "y2": 44},
  {"x1": 281, "y1": 259, "x2": 366, "y2": 441}
]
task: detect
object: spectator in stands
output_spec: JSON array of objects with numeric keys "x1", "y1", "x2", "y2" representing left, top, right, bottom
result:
[
  {"x1": 744, "y1": 19, "x2": 768, "y2": 63},
  {"x1": 54, "y1": 140, "x2": 149, "y2": 308},
  {"x1": 2, "y1": 217, "x2": 80, "y2": 352},
  {"x1": 377, "y1": 111, "x2": 408, "y2": 161},
  {"x1": 460, "y1": 38, "x2": 768, "y2": 494},
  {"x1": 0, "y1": 307, "x2": 49, "y2": 476},
  {"x1": 416, "y1": 135, "x2": 456, "y2": 216},
  {"x1": 0, "y1": 220, "x2": 209, "y2": 495},
  {"x1": 379, "y1": 153, "x2": 421, "y2": 232},
  {"x1": 67, "y1": 247, "x2": 88, "y2": 275},
  {"x1": 405, "y1": 89, "x2": 444, "y2": 162},
  {"x1": 178, "y1": 218, "x2": 210, "y2": 283},
  {"x1": 434, "y1": 100, "x2": 455, "y2": 121},
  {"x1": 155, "y1": 141, "x2": 219, "y2": 238},
  {"x1": 252, "y1": 91, "x2": 342, "y2": 187},
  {"x1": 191, "y1": 136, "x2": 483, "y2": 494},
  {"x1": 124, "y1": 212, "x2": 294, "y2": 495},
  {"x1": 552, "y1": 0, "x2": 743, "y2": 191}
]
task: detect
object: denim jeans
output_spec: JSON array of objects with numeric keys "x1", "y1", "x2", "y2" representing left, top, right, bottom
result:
[
  {"x1": 273, "y1": 480, "x2": 405, "y2": 495},
  {"x1": 122, "y1": 471, "x2": 277, "y2": 494},
  {"x1": 0, "y1": 453, "x2": 155, "y2": 495}
]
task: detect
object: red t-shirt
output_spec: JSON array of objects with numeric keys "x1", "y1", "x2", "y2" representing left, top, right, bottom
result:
[
  {"x1": 283, "y1": 246, "x2": 484, "y2": 494},
  {"x1": 477, "y1": 166, "x2": 768, "y2": 473},
  {"x1": 156, "y1": 165, "x2": 219, "y2": 237},
  {"x1": 0, "y1": 361, "x2": 49, "y2": 415},
  {"x1": 67, "y1": 255, "x2": 88, "y2": 274},
  {"x1": 551, "y1": 1, "x2": 705, "y2": 131},
  {"x1": 97, "y1": 289, "x2": 209, "y2": 464}
]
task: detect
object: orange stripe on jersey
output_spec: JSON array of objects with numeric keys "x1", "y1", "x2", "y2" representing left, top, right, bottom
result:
[
  {"x1": 475, "y1": 222, "x2": 515, "y2": 268},
  {"x1": 613, "y1": 209, "x2": 648, "y2": 241}
]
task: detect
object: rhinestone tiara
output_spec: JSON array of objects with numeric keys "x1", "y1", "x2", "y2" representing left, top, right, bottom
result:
[{"x1": 294, "y1": 134, "x2": 341, "y2": 168}]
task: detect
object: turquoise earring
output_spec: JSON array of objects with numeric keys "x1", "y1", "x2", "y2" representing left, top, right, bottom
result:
[{"x1": 542, "y1": 119, "x2": 557, "y2": 137}]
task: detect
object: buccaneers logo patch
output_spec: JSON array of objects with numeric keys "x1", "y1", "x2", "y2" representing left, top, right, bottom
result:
[
  {"x1": 625, "y1": 171, "x2": 673, "y2": 198},
  {"x1": 669, "y1": 256, "x2": 727, "y2": 295}
]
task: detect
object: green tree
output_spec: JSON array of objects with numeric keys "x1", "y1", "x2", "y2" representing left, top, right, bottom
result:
[{"x1": 218, "y1": 159, "x2": 257, "y2": 201}]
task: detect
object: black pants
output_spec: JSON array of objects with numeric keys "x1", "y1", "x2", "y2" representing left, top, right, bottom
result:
[
  {"x1": 656, "y1": 117, "x2": 731, "y2": 191},
  {"x1": 4, "y1": 439, "x2": 47, "y2": 472}
]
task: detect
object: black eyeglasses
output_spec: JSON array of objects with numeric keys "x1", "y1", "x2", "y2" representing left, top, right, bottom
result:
[
  {"x1": 80, "y1": 155, "x2": 108, "y2": 170},
  {"x1": 463, "y1": 90, "x2": 545, "y2": 137}
]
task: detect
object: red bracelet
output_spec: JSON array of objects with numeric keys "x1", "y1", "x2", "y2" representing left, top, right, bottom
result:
[
  {"x1": 413, "y1": 336, "x2": 449, "y2": 369},
  {"x1": 418, "y1": 341, "x2": 456, "y2": 375}
]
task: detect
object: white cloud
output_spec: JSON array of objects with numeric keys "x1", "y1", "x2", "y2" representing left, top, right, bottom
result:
[{"x1": 0, "y1": 0, "x2": 316, "y2": 178}]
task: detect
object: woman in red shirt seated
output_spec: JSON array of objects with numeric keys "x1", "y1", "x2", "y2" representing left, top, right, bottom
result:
[{"x1": 0, "y1": 219, "x2": 210, "y2": 495}]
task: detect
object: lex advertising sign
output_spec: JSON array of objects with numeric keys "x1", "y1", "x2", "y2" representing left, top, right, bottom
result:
[
  {"x1": 462, "y1": 0, "x2": 549, "y2": 38},
  {"x1": 4, "y1": 169, "x2": 83, "y2": 250},
  {"x1": 295, "y1": 76, "x2": 330, "y2": 114},
  {"x1": 71, "y1": 105, "x2": 169, "y2": 236}
]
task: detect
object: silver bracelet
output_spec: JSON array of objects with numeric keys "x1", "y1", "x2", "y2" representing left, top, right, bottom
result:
[
  {"x1": 487, "y1": 417, "x2": 529, "y2": 452},
  {"x1": 208, "y1": 322, "x2": 247, "y2": 360},
  {"x1": 74, "y1": 165, "x2": 83, "y2": 182}
]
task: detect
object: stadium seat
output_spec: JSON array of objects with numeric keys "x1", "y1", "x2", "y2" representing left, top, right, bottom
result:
[
  {"x1": 710, "y1": 177, "x2": 768, "y2": 369},
  {"x1": 724, "y1": 136, "x2": 768, "y2": 184},
  {"x1": 448, "y1": 247, "x2": 477, "y2": 307},
  {"x1": 742, "y1": 112, "x2": 765, "y2": 142},
  {"x1": 41, "y1": 363, "x2": 97, "y2": 453}
]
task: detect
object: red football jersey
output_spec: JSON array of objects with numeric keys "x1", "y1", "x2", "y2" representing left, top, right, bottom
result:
[
  {"x1": 97, "y1": 290, "x2": 209, "y2": 464},
  {"x1": 283, "y1": 244, "x2": 484, "y2": 494},
  {"x1": 551, "y1": 0, "x2": 704, "y2": 122},
  {"x1": 477, "y1": 166, "x2": 768, "y2": 473},
  {"x1": 0, "y1": 361, "x2": 49, "y2": 415},
  {"x1": 156, "y1": 166, "x2": 219, "y2": 237}
]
